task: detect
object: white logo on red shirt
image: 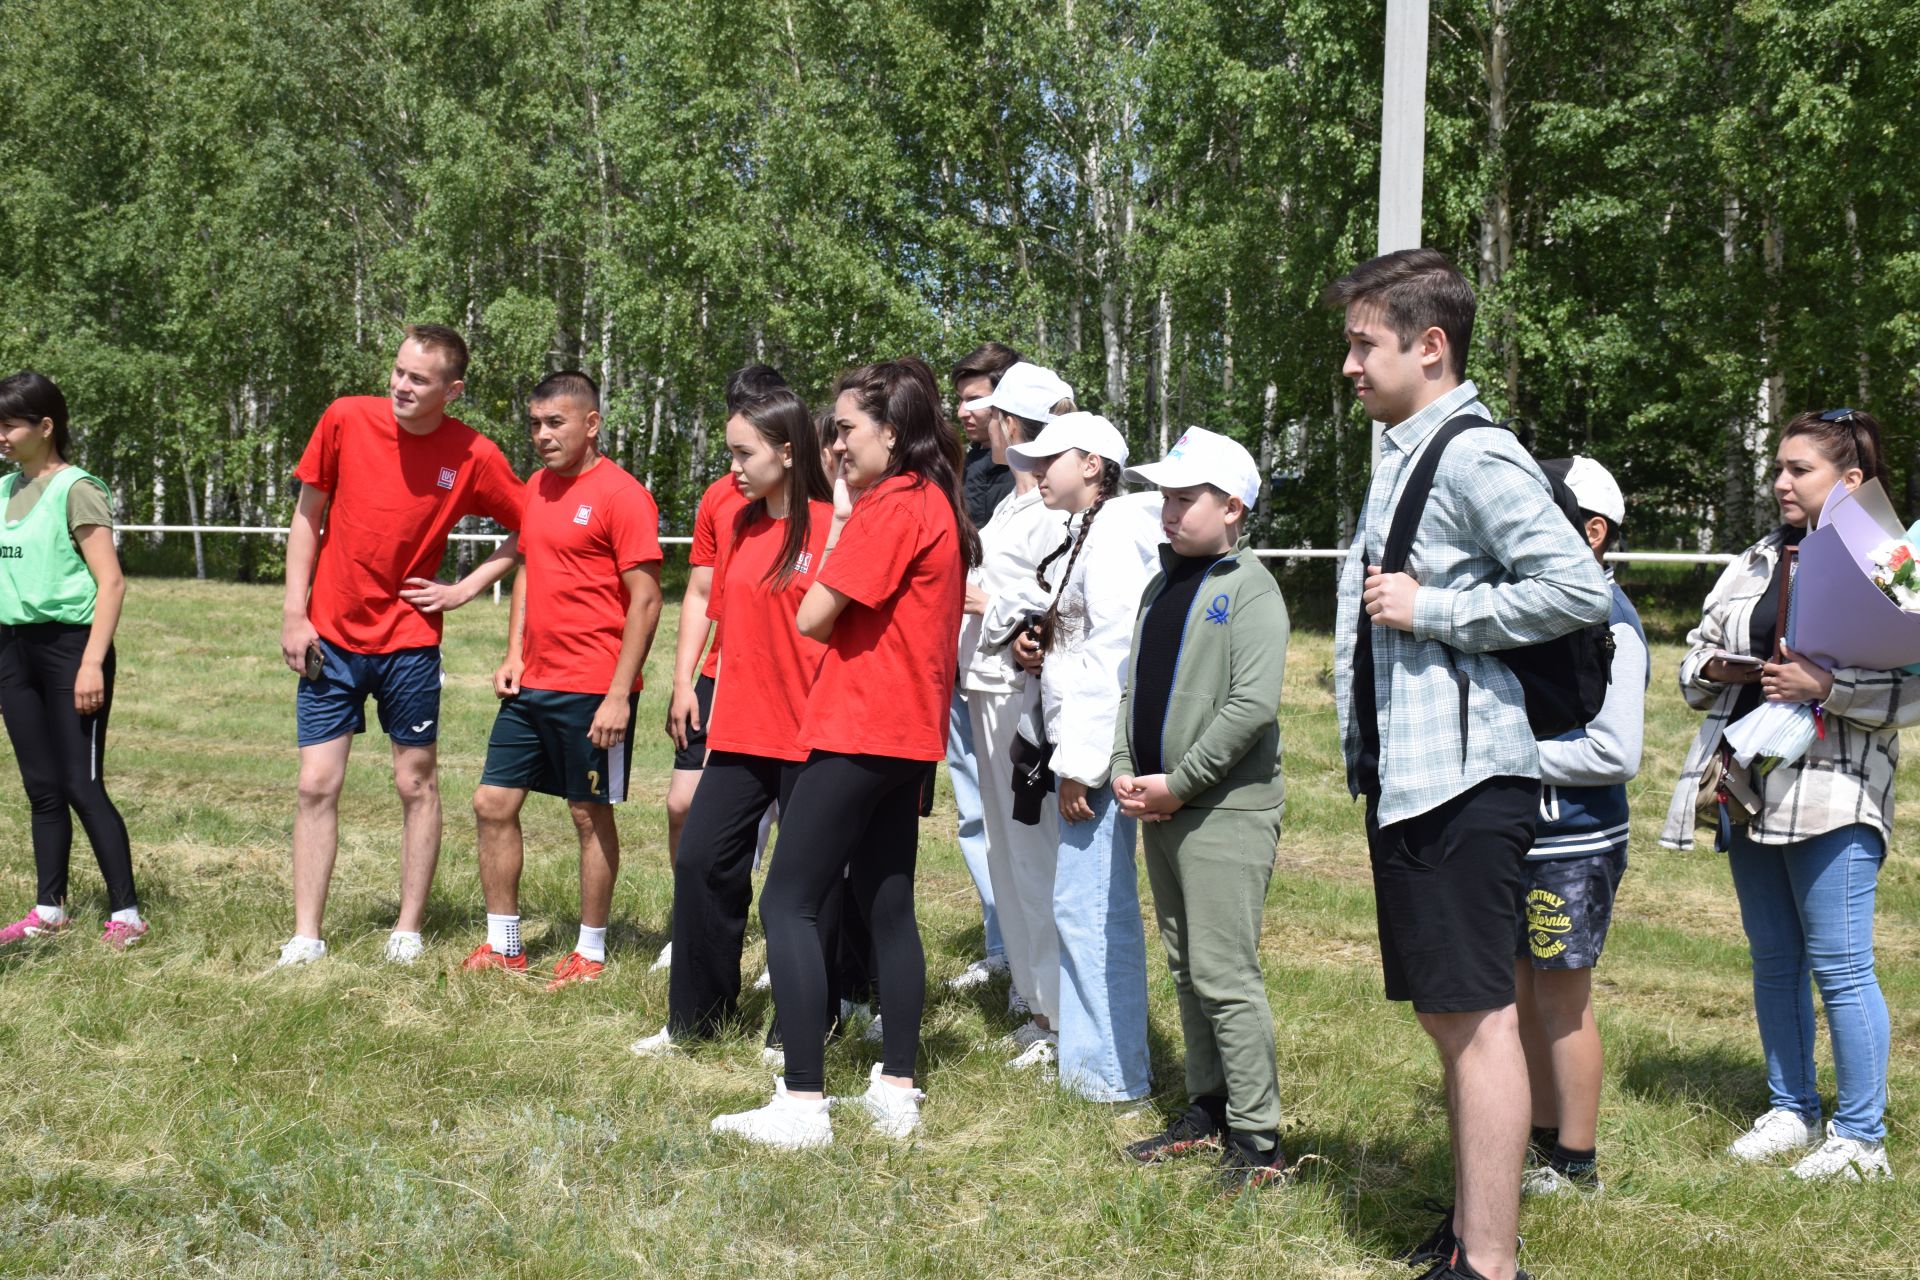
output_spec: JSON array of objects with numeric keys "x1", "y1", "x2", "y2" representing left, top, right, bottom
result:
[
  {"x1": 794, "y1": 551, "x2": 814, "y2": 576},
  {"x1": 573, "y1": 505, "x2": 593, "y2": 525},
  {"x1": 437, "y1": 466, "x2": 457, "y2": 490}
]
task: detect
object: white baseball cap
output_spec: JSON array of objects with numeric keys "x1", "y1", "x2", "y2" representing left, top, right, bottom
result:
[
  {"x1": 962, "y1": 361, "x2": 1074, "y2": 424},
  {"x1": 1006, "y1": 411, "x2": 1130, "y2": 471},
  {"x1": 1563, "y1": 455, "x2": 1624, "y2": 525},
  {"x1": 1126, "y1": 427, "x2": 1261, "y2": 508}
]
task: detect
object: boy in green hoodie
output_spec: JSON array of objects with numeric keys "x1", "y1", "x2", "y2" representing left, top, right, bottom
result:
[{"x1": 1111, "y1": 427, "x2": 1289, "y2": 1193}]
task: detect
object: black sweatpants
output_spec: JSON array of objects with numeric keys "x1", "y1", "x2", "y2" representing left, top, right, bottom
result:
[
  {"x1": 668, "y1": 752, "x2": 805, "y2": 1037},
  {"x1": 0, "y1": 623, "x2": 136, "y2": 912},
  {"x1": 759, "y1": 751, "x2": 927, "y2": 1092}
]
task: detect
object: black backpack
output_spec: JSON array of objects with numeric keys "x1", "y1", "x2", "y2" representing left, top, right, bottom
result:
[{"x1": 1381, "y1": 416, "x2": 1614, "y2": 740}]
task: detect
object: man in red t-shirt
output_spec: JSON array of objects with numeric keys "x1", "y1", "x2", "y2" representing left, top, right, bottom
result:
[
  {"x1": 278, "y1": 325, "x2": 524, "y2": 969},
  {"x1": 462, "y1": 371, "x2": 664, "y2": 990}
]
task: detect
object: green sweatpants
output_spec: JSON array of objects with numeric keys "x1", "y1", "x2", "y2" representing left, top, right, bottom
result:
[{"x1": 1140, "y1": 803, "x2": 1284, "y2": 1140}]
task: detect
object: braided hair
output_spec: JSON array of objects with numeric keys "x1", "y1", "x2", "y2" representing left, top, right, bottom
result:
[{"x1": 1033, "y1": 453, "x2": 1124, "y2": 652}]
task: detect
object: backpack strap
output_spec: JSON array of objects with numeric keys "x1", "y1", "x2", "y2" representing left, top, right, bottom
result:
[{"x1": 1379, "y1": 413, "x2": 1494, "y2": 574}]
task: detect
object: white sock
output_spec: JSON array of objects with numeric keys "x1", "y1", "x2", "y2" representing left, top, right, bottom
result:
[
  {"x1": 576, "y1": 924, "x2": 607, "y2": 962},
  {"x1": 34, "y1": 904, "x2": 66, "y2": 925},
  {"x1": 290, "y1": 933, "x2": 321, "y2": 947},
  {"x1": 487, "y1": 913, "x2": 522, "y2": 956},
  {"x1": 110, "y1": 907, "x2": 141, "y2": 925},
  {"x1": 390, "y1": 930, "x2": 422, "y2": 944}
]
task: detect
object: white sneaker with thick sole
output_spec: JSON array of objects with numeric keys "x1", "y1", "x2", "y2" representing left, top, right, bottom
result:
[
  {"x1": 947, "y1": 955, "x2": 1008, "y2": 990},
  {"x1": 629, "y1": 1026, "x2": 677, "y2": 1058},
  {"x1": 276, "y1": 936, "x2": 327, "y2": 967},
  {"x1": 650, "y1": 941, "x2": 673, "y2": 973},
  {"x1": 836, "y1": 1062, "x2": 924, "y2": 1138},
  {"x1": 1006, "y1": 1019, "x2": 1050, "y2": 1050},
  {"x1": 384, "y1": 932, "x2": 424, "y2": 965},
  {"x1": 1008, "y1": 1035, "x2": 1057, "y2": 1071},
  {"x1": 710, "y1": 1079, "x2": 832, "y2": 1149},
  {"x1": 1789, "y1": 1123, "x2": 1893, "y2": 1181},
  {"x1": 1729, "y1": 1107, "x2": 1821, "y2": 1162}
]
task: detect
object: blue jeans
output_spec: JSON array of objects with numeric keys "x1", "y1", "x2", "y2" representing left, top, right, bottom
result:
[
  {"x1": 1727, "y1": 823, "x2": 1890, "y2": 1143},
  {"x1": 946, "y1": 688, "x2": 1003, "y2": 960},
  {"x1": 1053, "y1": 785, "x2": 1152, "y2": 1101}
]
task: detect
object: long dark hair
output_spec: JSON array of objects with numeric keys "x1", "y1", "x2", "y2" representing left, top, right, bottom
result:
[
  {"x1": 0, "y1": 371, "x2": 71, "y2": 456},
  {"x1": 834, "y1": 357, "x2": 982, "y2": 568},
  {"x1": 731, "y1": 388, "x2": 832, "y2": 590},
  {"x1": 1781, "y1": 408, "x2": 1890, "y2": 492},
  {"x1": 1033, "y1": 452, "x2": 1124, "y2": 651}
]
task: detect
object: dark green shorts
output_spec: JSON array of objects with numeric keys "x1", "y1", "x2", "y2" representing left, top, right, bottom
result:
[{"x1": 480, "y1": 687, "x2": 637, "y2": 804}]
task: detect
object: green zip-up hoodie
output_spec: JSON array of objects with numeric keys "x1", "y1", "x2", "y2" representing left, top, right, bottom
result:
[{"x1": 1109, "y1": 535, "x2": 1288, "y2": 811}]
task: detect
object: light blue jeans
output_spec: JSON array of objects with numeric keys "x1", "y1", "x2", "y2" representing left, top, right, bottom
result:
[
  {"x1": 1053, "y1": 784, "x2": 1152, "y2": 1101},
  {"x1": 1726, "y1": 823, "x2": 1890, "y2": 1143},
  {"x1": 947, "y1": 688, "x2": 1003, "y2": 961}
]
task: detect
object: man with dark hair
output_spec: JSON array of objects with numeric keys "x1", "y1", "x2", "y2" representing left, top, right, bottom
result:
[
  {"x1": 952, "y1": 342, "x2": 1022, "y2": 526},
  {"x1": 1326, "y1": 249, "x2": 1609, "y2": 1280},
  {"x1": 278, "y1": 326, "x2": 524, "y2": 967}
]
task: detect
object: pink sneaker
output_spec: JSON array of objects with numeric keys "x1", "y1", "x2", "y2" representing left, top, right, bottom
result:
[
  {"x1": 0, "y1": 909, "x2": 68, "y2": 946},
  {"x1": 102, "y1": 920, "x2": 149, "y2": 951}
]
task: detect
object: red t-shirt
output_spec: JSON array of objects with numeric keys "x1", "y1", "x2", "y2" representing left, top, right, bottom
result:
[
  {"x1": 706, "y1": 499, "x2": 833, "y2": 761},
  {"x1": 798, "y1": 476, "x2": 965, "y2": 761},
  {"x1": 518, "y1": 459, "x2": 663, "y2": 694},
  {"x1": 689, "y1": 474, "x2": 748, "y2": 681},
  {"x1": 295, "y1": 396, "x2": 523, "y2": 653}
]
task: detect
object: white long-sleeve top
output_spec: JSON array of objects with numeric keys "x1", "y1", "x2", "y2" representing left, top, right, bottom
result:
[
  {"x1": 961, "y1": 485, "x2": 1069, "y2": 695},
  {"x1": 1039, "y1": 490, "x2": 1166, "y2": 787}
]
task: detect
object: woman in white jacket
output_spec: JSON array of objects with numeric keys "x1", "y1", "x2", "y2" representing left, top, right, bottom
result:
[{"x1": 1008, "y1": 412, "x2": 1163, "y2": 1102}]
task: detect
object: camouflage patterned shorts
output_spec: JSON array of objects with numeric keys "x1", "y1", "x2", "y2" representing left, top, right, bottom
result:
[{"x1": 1517, "y1": 847, "x2": 1627, "y2": 970}]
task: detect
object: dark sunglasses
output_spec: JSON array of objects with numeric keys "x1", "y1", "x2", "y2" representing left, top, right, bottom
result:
[{"x1": 1818, "y1": 407, "x2": 1859, "y2": 424}]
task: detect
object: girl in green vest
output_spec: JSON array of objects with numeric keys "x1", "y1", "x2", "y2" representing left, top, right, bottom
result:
[{"x1": 0, "y1": 372, "x2": 143, "y2": 949}]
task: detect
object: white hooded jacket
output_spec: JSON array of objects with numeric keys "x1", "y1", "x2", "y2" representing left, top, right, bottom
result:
[{"x1": 961, "y1": 484, "x2": 1069, "y2": 695}]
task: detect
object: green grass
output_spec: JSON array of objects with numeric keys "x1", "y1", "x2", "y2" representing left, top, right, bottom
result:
[{"x1": 0, "y1": 579, "x2": 1915, "y2": 1278}]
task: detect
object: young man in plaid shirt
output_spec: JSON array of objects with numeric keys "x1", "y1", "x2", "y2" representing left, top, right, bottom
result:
[{"x1": 1327, "y1": 250, "x2": 1610, "y2": 1280}]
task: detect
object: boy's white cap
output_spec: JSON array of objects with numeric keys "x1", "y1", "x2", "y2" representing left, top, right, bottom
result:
[
  {"x1": 1006, "y1": 411, "x2": 1129, "y2": 471},
  {"x1": 962, "y1": 361, "x2": 1074, "y2": 424},
  {"x1": 1563, "y1": 455, "x2": 1625, "y2": 525},
  {"x1": 1125, "y1": 427, "x2": 1261, "y2": 508}
]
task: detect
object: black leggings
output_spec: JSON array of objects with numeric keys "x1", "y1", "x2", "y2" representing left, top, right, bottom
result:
[
  {"x1": 0, "y1": 623, "x2": 136, "y2": 912},
  {"x1": 668, "y1": 752, "x2": 804, "y2": 1038},
  {"x1": 759, "y1": 751, "x2": 927, "y2": 1092}
]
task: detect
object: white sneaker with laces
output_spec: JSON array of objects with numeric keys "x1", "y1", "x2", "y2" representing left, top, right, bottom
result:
[
  {"x1": 276, "y1": 936, "x2": 327, "y2": 967},
  {"x1": 1729, "y1": 1107, "x2": 1821, "y2": 1162},
  {"x1": 1789, "y1": 1123, "x2": 1893, "y2": 1181},
  {"x1": 837, "y1": 1062, "x2": 924, "y2": 1138},
  {"x1": 947, "y1": 955, "x2": 1008, "y2": 990},
  {"x1": 629, "y1": 1026, "x2": 676, "y2": 1058},
  {"x1": 650, "y1": 941, "x2": 673, "y2": 972},
  {"x1": 1008, "y1": 1034, "x2": 1057, "y2": 1071},
  {"x1": 1006, "y1": 1019, "x2": 1050, "y2": 1049},
  {"x1": 710, "y1": 1079, "x2": 832, "y2": 1149},
  {"x1": 1521, "y1": 1164, "x2": 1602, "y2": 1197},
  {"x1": 384, "y1": 932, "x2": 424, "y2": 965}
]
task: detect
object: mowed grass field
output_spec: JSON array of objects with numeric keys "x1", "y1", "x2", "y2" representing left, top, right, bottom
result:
[{"x1": 1, "y1": 579, "x2": 1916, "y2": 1279}]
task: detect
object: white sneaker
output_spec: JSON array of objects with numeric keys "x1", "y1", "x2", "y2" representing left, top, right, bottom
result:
[
  {"x1": 650, "y1": 941, "x2": 673, "y2": 972},
  {"x1": 861, "y1": 1014, "x2": 885, "y2": 1044},
  {"x1": 947, "y1": 955, "x2": 1008, "y2": 990},
  {"x1": 275, "y1": 936, "x2": 327, "y2": 967},
  {"x1": 1521, "y1": 1164, "x2": 1602, "y2": 1197},
  {"x1": 836, "y1": 1062, "x2": 924, "y2": 1138},
  {"x1": 1006, "y1": 1019, "x2": 1050, "y2": 1050},
  {"x1": 1007, "y1": 986, "x2": 1030, "y2": 1018},
  {"x1": 1729, "y1": 1108, "x2": 1821, "y2": 1162},
  {"x1": 1789, "y1": 1123, "x2": 1893, "y2": 1182},
  {"x1": 753, "y1": 966, "x2": 772, "y2": 991},
  {"x1": 384, "y1": 932, "x2": 424, "y2": 965},
  {"x1": 629, "y1": 1026, "x2": 677, "y2": 1058},
  {"x1": 761, "y1": 1045, "x2": 786, "y2": 1071},
  {"x1": 1008, "y1": 1034, "x2": 1057, "y2": 1071},
  {"x1": 710, "y1": 1079, "x2": 832, "y2": 1149}
]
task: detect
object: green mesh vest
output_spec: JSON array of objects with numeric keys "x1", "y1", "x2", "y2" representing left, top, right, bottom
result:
[{"x1": 0, "y1": 467, "x2": 102, "y2": 626}]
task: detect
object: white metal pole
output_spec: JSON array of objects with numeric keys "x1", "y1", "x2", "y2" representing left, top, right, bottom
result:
[{"x1": 1372, "y1": 0, "x2": 1430, "y2": 463}]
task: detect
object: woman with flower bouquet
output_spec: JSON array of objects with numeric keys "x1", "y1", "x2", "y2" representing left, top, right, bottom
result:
[{"x1": 1660, "y1": 408, "x2": 1907, "y2": 1182}]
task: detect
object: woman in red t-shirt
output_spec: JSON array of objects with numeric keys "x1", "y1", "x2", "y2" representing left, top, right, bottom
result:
[
  {"x1": 711, "y1": 358, "x2": 979, "y2": 1149},
  {"x1": 629, "y1": 387, "x2": 833, "y2": 1055}
]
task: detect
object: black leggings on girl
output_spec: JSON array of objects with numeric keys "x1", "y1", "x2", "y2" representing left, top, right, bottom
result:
[
  {"x1": 759, "y1": 751, "x2": 926, "y2": 1092},
  {"x1": 0, "y1": 623, "x2": 136, "y2": 912}
]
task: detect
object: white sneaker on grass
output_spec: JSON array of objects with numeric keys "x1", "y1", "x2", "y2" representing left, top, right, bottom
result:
[
  {"x1": 1729, "y1": 1108, "x2": 1821, "y2": 1162},
  {"x1": 1789, "y1": 1123, "x2": 1893, "y2": 1182},
  {"x1": 761, "y1": 1045, "x2": 786, "y2": 1071},
  {"x1": 1521, "y1": 1164, "x2": 1602, "y2": 1197},
  {"x1": 1008, "y1": 1034, "x2": 1057, "y2": 1071},
  {"x1": 753, "y1": 966, "x2": 772, "y2": 991},
  {"x1": 835, "y1": 1062, "x2": 924, "y2": 1138},
  {"x1": 629, "y1": 1026, "x2": 677, "y2": 1058},
  {"x1": 275, "y1": 936, "x2": 327, "y2": 967},
  {"x1": 650, "y1": 941, "x2": 673, "y2": 972},
  {"x1": 710, "y1": 1079, "x2": 832, "y2": 1149},
  {"x1": 384, "y1": 932, "x2": 424, "y2": 965},
  {"x1": 1006, "y1": 1019, "x2": 1050, "y2": 1050},
  {"x1": 947, "y1": 954, "x2": 1008, "y2": 990}
]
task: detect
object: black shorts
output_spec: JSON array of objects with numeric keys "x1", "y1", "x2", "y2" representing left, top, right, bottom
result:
[
  {"x1": 1518, "y1": 847, "x2": 1627, "y2": 970},
  {"x1": 481, "y1": 687, "x2": 637, "y2": 804},
  {"x1": 1366, "y1": 775, "x2": 1537, "y2": 1014},
  {"x1": 672, "y1": 673, "x2": 716, "y2": 772}
]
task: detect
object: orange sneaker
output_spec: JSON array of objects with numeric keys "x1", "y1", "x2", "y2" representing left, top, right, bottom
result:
[
  {"x1": 461, "y1": 943, "x2": 528, "y2": 973},
  {"x1": 545, "y1": 950, "x2": 604, "y2": 991}
]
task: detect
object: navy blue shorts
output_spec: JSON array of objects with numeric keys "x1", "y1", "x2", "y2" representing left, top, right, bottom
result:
[
  {"x1": 296, "y1": 639, "x2": 442, "y2": 748},
  {"x1": 481, "y1": 687, "x2": 637, "y2": 804},
  {"x1": 1517, "y1": 847, "x2": 1627, "y2": 970},
  {"x1": 671, "y1": 672, "x2": 715, "y2": 772}
]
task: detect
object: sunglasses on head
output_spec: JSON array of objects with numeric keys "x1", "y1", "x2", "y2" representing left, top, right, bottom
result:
[{"x1": 1818, "y1": 407, "x2": 1858, "y2": 424}]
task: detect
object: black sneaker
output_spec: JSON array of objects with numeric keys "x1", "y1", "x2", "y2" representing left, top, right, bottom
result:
[
  {"x1": 1123, "y1": 1102, "x2": 1226, "y2": 1164},
  {"x1": 1215, "y1": 1130, "x2": 1287, "y2": 1193},
  {"x1": 1411, "y1": 1247, "x2": 1530, "y2": 1280},
  {"x1": 1395, "y1": 1202, "x2": 1457, "y2": 1266}
]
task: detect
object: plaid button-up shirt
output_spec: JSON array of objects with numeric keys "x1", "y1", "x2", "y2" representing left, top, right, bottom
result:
[{"x1": 1334, "y1": 381, "x2": 1613, "y2": 826}]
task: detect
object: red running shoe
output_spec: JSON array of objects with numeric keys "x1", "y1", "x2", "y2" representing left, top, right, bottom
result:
[
  {"x1": 545, "y1": 950, "x2": 604, "y2": 991},
  {"x1": 461, "y1": 942, "x2": 528, "y2": 973}
]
